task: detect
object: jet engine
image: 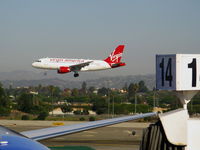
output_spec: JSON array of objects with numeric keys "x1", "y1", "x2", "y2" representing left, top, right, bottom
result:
[
  {"x1": 57, "y1": 67, "x2": 71, "y2": 74},
  {"x1": 111, "y1": 62, "x2": 126, "y2": 68}
]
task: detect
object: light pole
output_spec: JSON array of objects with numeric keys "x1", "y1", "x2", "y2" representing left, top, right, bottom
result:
[
  {"x1": 107, "y1": 81, "x2": 112, "y2": 118},
  {"x1": 50, "y1": 86, "x2": 54, "y2": 116},
  {"x1": 153, "y1": 90, "x2": 156, "y2": 108},
  {"x1": 112, "y1": 95, "x2": 114, "y2": 118},
  {"x1": 108, "y1": 95, "x2": 110, "y2": 118},
  {"x1": 134, "y1": 93, "x2": 137, "y2": 113},
  {"x1": 133, "y1": 84, "x2": 139, "y2": 114}
]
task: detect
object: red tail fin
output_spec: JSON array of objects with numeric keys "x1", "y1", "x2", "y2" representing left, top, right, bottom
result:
[{"x1": 104, "y1": 45, "x2": 125, "y2": 65}]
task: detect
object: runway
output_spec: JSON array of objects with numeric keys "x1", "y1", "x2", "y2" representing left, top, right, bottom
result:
[{"x1": 0, "y1": 120, "x2": 151, "y2": 150}]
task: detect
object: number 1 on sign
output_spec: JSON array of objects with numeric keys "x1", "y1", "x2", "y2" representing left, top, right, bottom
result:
[{"x1": 188, "y1": 58, "x2": 197, "y2": 87}]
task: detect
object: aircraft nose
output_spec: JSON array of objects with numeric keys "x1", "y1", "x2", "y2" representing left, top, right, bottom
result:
[{"x1": 32, "y1": 62, "x2": 37, "y2": 68}]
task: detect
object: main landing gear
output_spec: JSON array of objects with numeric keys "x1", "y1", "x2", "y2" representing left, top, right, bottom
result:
[{"x1": 74, "y1": 73, "x2": 79, "y2": 77}]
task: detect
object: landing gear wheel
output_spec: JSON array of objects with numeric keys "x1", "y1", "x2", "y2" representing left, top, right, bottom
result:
[{"x1": 74, "y1": 73, "x2": 79, "y2": 77}]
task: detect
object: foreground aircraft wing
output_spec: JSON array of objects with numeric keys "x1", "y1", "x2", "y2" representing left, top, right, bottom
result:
[
  {"x1": 21, "y1": 112, "x2": 156, "y2": 141},
  {"x1": 70, "y1": 61, "x2": 93, "y2": 71}
]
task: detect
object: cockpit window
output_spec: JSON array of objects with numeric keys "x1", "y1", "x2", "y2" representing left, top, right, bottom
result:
[{"x1": 36, "y1": 60, "x2": 41, "y2": 62}]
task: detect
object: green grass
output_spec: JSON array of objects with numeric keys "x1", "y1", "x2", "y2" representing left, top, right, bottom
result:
[{"x1": 49, "y1": 146, "x2": 95, "y2": 150}]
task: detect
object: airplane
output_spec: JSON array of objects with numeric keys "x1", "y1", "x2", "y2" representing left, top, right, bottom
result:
[
  {"x1": 0, "y1": 112, "x2": 156, "y2": 149},
  {"x1": 32, "y1": 45, "x2": 126, "y2": 77}
]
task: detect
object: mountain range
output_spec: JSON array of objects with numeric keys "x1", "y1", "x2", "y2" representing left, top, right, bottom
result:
[{"x1": 0, "y1": 70, "x2": 155, "y2": 89}]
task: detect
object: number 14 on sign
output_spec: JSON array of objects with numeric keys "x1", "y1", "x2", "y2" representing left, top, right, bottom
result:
[{"x1": 156, "y1": 54, "x2": 200, "y2": 91}]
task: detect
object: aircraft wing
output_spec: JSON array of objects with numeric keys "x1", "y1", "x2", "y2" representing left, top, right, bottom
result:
[
  {"x1": 20, "y1": 112, "x2": 156, "y2": 141},
  {"x1": 70, "y1": 61, "x2": 93, "y2": 71}
]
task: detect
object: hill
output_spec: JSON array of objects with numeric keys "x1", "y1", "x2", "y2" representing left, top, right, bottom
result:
[{"x1": 0, "y1": 71, "x2": 155, "y2": 89}]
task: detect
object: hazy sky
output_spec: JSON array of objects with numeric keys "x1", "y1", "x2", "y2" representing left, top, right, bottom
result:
[{"x1": 0, "y1": 0, "x2": 200, "y2": 77}]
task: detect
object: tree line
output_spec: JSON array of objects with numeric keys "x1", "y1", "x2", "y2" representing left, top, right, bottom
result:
[{"x1": 0, "y1": 80, "x2": 200, "y2": 119}]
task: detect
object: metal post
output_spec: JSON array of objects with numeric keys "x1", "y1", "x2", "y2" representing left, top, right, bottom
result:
[
  {"x1": 112, "y1": 96, "x2": 114, "y2": 118},
  {"x1": 107, "y1": 81, "x2": 111, "y2": 118},
  {"x1": 135, "y1": 94, "x2": 137, "y2": 113},
  {"x1": 107, "y1": 87, "x2": 110, "y2": 118},
  {"x1": 108, "y1": 96, "x2": 110, "y2": 118},
  {"x1": 51, "y1": 89, "x2": 53, "y2": 116},
  {"x1": 153, "y1": 91, "x2": 156, "y2": 108}
]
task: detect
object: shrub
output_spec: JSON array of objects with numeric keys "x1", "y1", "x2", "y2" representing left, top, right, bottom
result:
[
  {"x1": 37, "y1": 111, "x2": 48, "y2": 120},
  {"x1": 79, "y1": 117, "x2": 85, "y2": 121},
  {"x1": 21, "y1": 115, "x2": 30, "y2": 120},
  {"x1": 0, "y1": 106, "x2": 11, "y2": 116},
  {"x1": 89, "y1": 116, "x2": 95, "y2": 121},
  {"x1": 74, "y1": 110, "x2": 82, "y2": 115},
  {"x1": 82, "y1": 109, "x2": 89, "y2": 115}
]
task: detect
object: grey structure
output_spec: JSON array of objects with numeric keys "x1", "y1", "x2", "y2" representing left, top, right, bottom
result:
[{"x1": 140, "y1": 121, "x2": 185, "y2": 150}]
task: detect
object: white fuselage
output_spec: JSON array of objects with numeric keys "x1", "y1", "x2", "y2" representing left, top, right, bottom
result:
[{"x1": 32, "y1": 58, "x2": 111, "y2": 72}]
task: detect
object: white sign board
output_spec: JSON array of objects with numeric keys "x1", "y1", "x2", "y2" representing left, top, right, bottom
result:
[
  {"x1": 187, "y1": 119, "x2": 200, "y2": 150},
  {"x1": 156, "y1": 54, "x2": 200, "y2": 91}
]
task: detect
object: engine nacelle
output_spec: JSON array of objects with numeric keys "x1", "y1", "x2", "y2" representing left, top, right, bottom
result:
[
  {"x1": 111, "y1": 62, "x2": 126, "y2": 68},
  {"x1": 57, "y1": 67, "x2": 71, "y2": 74},
  {"x1": 118, "y1": 62, "x2": 126, "y2": 67}
]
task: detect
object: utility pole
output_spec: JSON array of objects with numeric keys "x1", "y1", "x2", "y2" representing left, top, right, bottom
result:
[
  {"x1": 107, "y1": 81, "x2": 111, "y2": 118},
  {"x1": 50, "y1": 87, "x2": 54, "y2": 116},
  {"x1": 108, "y1": 94, "x2": 110, "y2": 118},
  {"x1": 133, "y1": 84, "x2": 139, "y2": 114},
  {"x1": 153, "y1": 90, "x2": 156, "y2": 108},
  {"x1": 112, "y1": 95, "x2": 114, "y2": 118},
  {"x1": 135, "y1": 93, "x2": 137, "y2": 113}
]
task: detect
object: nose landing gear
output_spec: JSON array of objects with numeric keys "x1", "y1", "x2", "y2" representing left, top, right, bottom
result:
[{"x1": 74, "y1": 73, "x2": 79, "y2": 77}]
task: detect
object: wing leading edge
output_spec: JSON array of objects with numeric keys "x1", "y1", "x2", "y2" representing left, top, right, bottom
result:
[{"x1": 21, "y1": 112, "x2": 156, "y2": 141}]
